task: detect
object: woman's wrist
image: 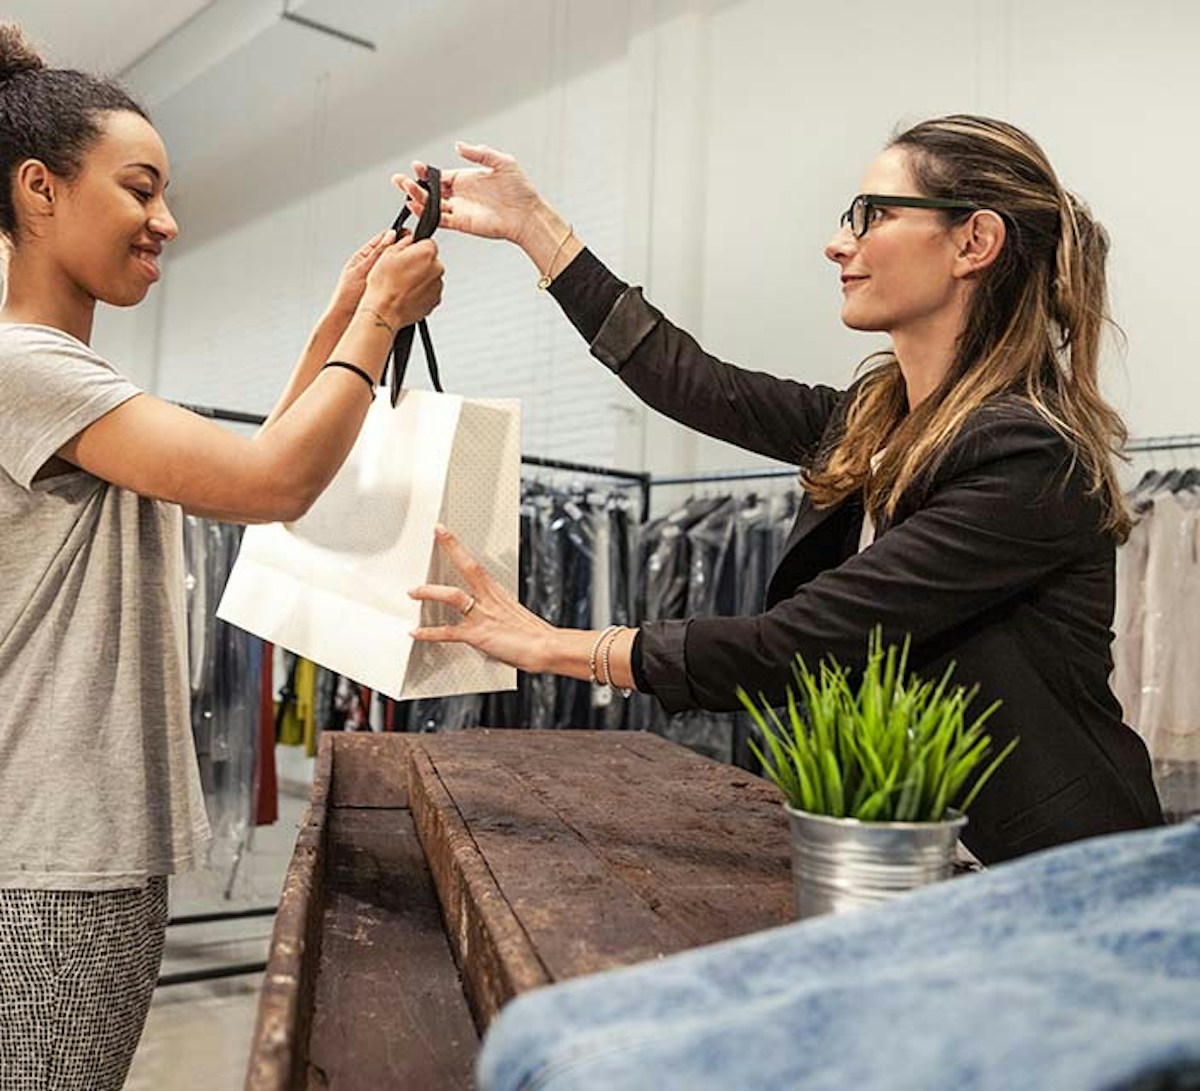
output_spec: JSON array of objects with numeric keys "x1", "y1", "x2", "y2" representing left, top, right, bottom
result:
[
  {"x1": 516, "y1": 202, "x2": 584, "y2": 280},
  {"x1": 536, "y1": 626, "x2": 637, "y2": 691},
  {"x1": 352, "y1": 305, "x2": 401, "y2": 340},
  {"x1": 315, "y1": 305, "x2": 356, "y2": 342}
]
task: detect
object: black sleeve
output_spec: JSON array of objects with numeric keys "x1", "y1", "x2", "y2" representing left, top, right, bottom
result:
[
  {"x1": 548, "y1": 247, "x2": 626, "y2": 343},
  {"x1": 546, "y1": 248, "x2": 847, "y2": 466},
  {"x1": 636, "y1": 410, "x2": 1101, "y2": 713},
  {"x1": 630, "y1": 630, "x2": 655, "y2": 696}
]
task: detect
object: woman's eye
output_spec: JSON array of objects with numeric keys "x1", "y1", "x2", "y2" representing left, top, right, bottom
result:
[{"x1": 130, "y1": 188, "x2": 153, "y2": 203}]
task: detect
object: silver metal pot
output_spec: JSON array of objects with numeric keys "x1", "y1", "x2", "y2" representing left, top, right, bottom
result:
[{"x1": 785, "y1": 805, "x2": 967, "y2": 919}]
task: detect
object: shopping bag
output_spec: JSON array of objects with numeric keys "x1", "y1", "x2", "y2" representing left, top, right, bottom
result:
[
  {"x1": 217, "y1": 390, "x2": 520, "y2": 700},
  {"x1": 217, "y1": 165, "x2": 521, "y2": 700}
]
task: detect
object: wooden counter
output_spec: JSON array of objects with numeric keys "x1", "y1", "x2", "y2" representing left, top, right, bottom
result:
[{"x1": 246, "y1": 730, "x2": 793, "y2": 1090}]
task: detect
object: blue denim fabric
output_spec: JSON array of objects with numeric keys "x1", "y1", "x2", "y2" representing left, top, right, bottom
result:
[{"x1": 478, "y1": 821, "x2": 1200, "y2": 1091}]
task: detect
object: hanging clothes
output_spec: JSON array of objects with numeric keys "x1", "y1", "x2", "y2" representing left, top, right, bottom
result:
[
  {"x1": 1112, "y1": 469, "x2": 1200, "y2": 821},
  {"x1": 183, "y1": 516, "x2": 273, "y2": 861}
]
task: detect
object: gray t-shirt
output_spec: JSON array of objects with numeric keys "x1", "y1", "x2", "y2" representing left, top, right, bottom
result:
[{"x1": 0, "y1": 323, "x2": 210, "y2": 890}]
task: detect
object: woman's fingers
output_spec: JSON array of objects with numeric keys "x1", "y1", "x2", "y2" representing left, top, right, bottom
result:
[
  {"x1": 432, "y1": 524, "x2": 489, "y2": 591},
  {"x1": 392, "y1": 173, "x2": 425, "y2": 202},
  {"x1": 408, "y1": 580, "x2": 477, "y2": 645},
  {"x1": 409, "y1": 583, "x2": 473, "y2": 611},
  {"x1": 358, "y1": 228, "x2": 395, "y2": 268},
  {"x1": 409, "y1": 623, "x2": 463, "y2": 644},
  {"x1": 455, "y1": 141, "x2": 509, "y2": 169}
]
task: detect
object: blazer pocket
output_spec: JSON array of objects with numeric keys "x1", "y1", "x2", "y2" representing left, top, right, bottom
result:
[{"x1": 996, "y1": 776, "x2": 1093, "y2": 848}]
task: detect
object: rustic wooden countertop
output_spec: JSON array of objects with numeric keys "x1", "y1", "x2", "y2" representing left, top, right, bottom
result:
[{"x1": 247, "y1": 730, "x2": 793, "y2": 1091}]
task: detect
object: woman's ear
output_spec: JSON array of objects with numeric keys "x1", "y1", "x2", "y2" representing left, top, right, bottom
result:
[
  {"x1": 13, "y1": 159, "x2": 57, "y2": 220},
  {"x1": 953, "y1": 209, "x2": 1005, "y2": 278}
]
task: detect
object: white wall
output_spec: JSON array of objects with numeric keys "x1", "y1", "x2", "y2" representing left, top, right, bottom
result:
[{"x1": 93, "y1": 0, "x2": 1200, "y2": 478}]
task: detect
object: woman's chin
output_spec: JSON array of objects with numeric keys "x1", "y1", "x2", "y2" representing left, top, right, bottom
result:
[
  {"x1": 840, "y1": 306, "x2": 887, "y2": 333},
  {"x1": 100, "y1": 284, "x2": 153, "y2": 308}
]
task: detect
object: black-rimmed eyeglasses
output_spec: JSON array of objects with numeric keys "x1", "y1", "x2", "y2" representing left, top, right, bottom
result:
[{"x1": 839, "y1": 194, "x2": 980, "y2": 238}]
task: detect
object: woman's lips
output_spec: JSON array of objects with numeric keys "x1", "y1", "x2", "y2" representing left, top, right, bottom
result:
[{"x1": 132, "y1": 247, "x2": 161, "y2": 280}]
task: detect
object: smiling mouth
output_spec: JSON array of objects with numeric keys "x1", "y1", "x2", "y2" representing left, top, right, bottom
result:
[
  {"x1": 132, "y1": 248, "x2": 161, "y2": 278},
  {"x1": 841, "y1": 275, "x2": 867, "y2": 289}
]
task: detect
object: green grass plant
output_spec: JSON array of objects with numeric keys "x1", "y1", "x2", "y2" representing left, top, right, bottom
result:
[{"x1": 737, "y1": 629, "x2": 1018, "y2": 823}]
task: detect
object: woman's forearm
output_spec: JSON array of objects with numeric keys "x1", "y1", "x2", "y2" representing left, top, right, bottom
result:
[
  {"x1": 248, "y1": 312, "x2": 394, "y2": 515},
  {"x1": 539, "y1": 626, "x2": 639, "y2": 691},
  {"x1": 516, "y1": 202, "x2": 585, "y2": 283},
  {"x1": 260, "y1": 307, "x2": 355, "y2": 432}
]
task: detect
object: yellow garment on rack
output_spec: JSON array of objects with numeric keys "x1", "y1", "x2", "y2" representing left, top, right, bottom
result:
[
  {"x1": 300, "y1": 658, "x2": 320, "y2": 758},
  {"x1": 276, "y1": 656, "x2": 317, "y2": 749}
]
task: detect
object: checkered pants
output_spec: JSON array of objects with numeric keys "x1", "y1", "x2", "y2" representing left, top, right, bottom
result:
[{"x1": 0, "y1": 878, "x2": 168, "y2": 1091}]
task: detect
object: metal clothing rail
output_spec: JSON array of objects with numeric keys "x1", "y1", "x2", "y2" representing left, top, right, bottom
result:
[
  {"x1": 646, "y1": 432, "x2": 1200, "y2": 490},
  {"x1": 650, "y1": 466, "x2": 798, "y2": 488},
  {"x1": 156, "y1": 907, "x2": 277, "y2": 989},
  {"x1": 1125, "y1": 433, "x2": 1200, "y2": 454}
]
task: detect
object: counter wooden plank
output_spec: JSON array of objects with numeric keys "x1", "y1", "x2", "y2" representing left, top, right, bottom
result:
[
  {"x1": 306, "y1": 807, "x2": 478, "y2": 1090},
  {"x1": 408, "y1": 730, "x2": 793, "y2": 1027}
]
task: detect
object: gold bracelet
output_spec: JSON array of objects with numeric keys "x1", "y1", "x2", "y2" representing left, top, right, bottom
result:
[
  {"x1": 536, "y1": 223, "x2": 574, "y2": 290},
  {"x1": 589, "y1": 625, "x2": 619, "y2": 686},
  {"x1": 357, "y1": 306, "x2": 398, "y2": 338}
]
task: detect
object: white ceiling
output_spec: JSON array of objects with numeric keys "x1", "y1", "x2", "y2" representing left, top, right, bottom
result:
[
  {"x1": 0, "y1": 0, "x2": 678, "y2": 254},
  {"x1": 2, "y1": 0, "x2": 215, "y2": 74}
]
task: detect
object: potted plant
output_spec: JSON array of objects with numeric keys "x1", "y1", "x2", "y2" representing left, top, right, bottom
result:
[{"x1": 738, "y1": 629, "x2": 1017, "y2": 920}]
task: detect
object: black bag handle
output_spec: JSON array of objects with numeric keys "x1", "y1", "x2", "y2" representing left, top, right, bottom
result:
[{"x1": 382, "y1": 165, "x2": 442, "y2": 405}]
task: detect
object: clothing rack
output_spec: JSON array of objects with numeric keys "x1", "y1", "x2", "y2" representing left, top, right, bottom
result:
[
  {"x1": 1125, "y1": 433, "x2": 1200, "y2": 454},
  {"x1": 179, "y1": 403, "x2": 653, "y2": 520},
  {"x1": 644, "y1": 433, "x2": 1200, "y2": 491},
  {"x1": 650, "y1": 466, "x2": 798, "y2": 488}
]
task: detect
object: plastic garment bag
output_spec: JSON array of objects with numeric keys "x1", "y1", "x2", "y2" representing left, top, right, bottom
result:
[
  {"x1": 1113, "y1": 471, "x2": 1200, "y2": 821},
  {"x1": 183, "y1": 518, "x2": 260, "y2": 876}
]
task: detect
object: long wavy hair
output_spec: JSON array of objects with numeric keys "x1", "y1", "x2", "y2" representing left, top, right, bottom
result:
[{"x1": 803, "y1": 115, "x2": 1131, "y2": 539}]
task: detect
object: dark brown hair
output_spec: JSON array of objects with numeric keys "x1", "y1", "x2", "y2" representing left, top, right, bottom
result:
[{"x1": 0, "y1": 23, "x2": 149, "y2": 243}]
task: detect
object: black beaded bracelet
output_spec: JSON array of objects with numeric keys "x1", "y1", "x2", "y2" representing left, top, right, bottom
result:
[{"x1": 323, "y1": 360, "x2": 376, "y2": 393}]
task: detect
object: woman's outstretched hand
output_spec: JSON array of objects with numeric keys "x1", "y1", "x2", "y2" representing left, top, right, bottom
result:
[
  {"x1": 393, "y1": 142, "x2": 543, "y2": 244},
  {"x1": 327, "y1": 227, "x2": 398, "y2": 318},
  {"x1": 410, "y1": 525, "x2": 555, "y2": 672},
  {"x1": 394, "y1": 143, "x2": 583, "y2": 281}
]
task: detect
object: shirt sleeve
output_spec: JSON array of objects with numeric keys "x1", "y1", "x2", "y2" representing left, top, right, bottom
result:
[{"x1": 0, "y1": 327, "x2": 141, "y2": 489}]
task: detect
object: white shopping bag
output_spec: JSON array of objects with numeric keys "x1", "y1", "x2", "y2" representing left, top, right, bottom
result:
[{"x1": 217, "y1": 389, "x2": 521, "y2": 700}]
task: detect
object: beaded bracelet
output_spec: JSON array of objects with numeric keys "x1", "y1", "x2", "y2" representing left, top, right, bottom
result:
[
  {"x1": 601, "y1": 625, "x2": 633, "y2": 698},
  {"x1": 589, "y1": 625, "x2": 620, "y2": 686}
]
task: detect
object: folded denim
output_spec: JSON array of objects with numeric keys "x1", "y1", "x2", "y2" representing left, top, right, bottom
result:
[{"x1": 478, "y1": 820, "x2": 1200, "y2": 1091}]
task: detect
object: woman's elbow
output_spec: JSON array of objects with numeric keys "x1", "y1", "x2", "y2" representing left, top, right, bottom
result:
[{"x1": 271, "y1": 482, "x2": 320, "y2": 524}]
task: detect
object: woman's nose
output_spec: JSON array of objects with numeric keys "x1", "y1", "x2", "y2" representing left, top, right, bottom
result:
[
  {"x1": 151, "y1": 201, "x2": 179, "y2": 243},
  {"x1": 825, "y1": 225, "x2": 854, "y2": 264}
]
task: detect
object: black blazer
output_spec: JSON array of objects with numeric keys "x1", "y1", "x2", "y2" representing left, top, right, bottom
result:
[{"x1": 552, "y1": 252, "x2": 1162, "y2": 864}]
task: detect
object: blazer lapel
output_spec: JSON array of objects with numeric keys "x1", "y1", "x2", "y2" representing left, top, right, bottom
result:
[{"x1": 766, "y1": 493, "x2": 856, "y2": 606}]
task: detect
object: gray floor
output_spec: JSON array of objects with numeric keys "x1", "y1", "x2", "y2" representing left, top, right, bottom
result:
[{"x1": 127, "y1": 789, "x2": 309, "y2": 1090}]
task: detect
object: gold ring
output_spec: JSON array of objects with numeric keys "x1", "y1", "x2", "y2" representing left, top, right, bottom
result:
[{"x1": 462, "y1": 595, "x2": 477, "y2": 617}]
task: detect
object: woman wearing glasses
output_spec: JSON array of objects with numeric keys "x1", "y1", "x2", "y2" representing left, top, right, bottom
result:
[{"x1": 401, "y1": 114, "x2": 1162, "y2": 863}]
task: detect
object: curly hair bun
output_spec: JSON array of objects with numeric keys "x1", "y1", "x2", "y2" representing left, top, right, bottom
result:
[{"x1": 0, "y1": 24, "x2": 45, "y2": 84}]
